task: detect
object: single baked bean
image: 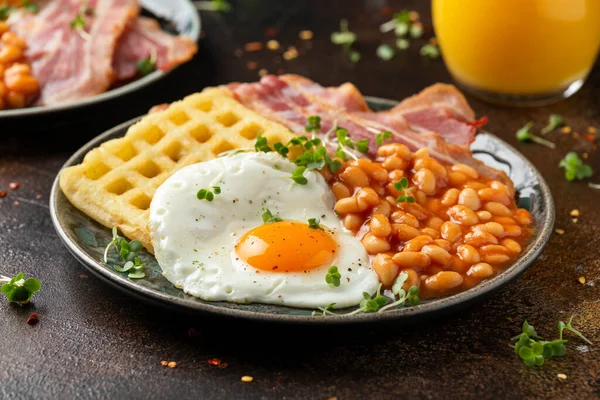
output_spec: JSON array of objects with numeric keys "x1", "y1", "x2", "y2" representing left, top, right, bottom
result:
[
  {"x1": 415, "y1": 190, "x2": 427, "y2": 205},
  {"x1": 476, "y1": 210, "x2": 492, "y2": 221},
  {"x1": 503, "y1": 225, "x2": 522, "y2": 237},
  {"x1": 440, "y1": 221, "x2": 462, "y2": 242},
  {"x1": 331, "y1": 182, "x2": 351, "y2": 200},
  {"x1": 458, "y1": 188, "x2": 481, "y2": 210},
  {"x1": 426, "y1": 217, "x2": 444, "y2": 231},
  {"x1": 388, "y1": 169, "x2": 405, "y2": 183},
  {"x1": 357, "y1": 159, "x2": 388, "y2": 181},
  {"x1": 401, "y1": 268, "x2": 420, "y2": 290},
  {"x1": 399, "y1": 202, "x2": 429, "y2": 220},
  {"x1": 451, "y1": 164, "x2": 479, "y2": 179},
  {"x1": 420, "y1": 227, "x2": 440, "y2": 239},
  {"x1": 467, "y1": 263, "x2": 494, "y2": 279},
  {"x1": 0, "y1": 22, "x2": 9, "y2": 35},
  {"x1": 414, "y1": 168, "x2": 436, "y2": 195},
  {"x1": 433, "y1": 239, "x2": 451, "y2": 251},
  {"x1": 448, "y1": 171, "x2": 468, "y2": 187},
  {"x1": 475, "y1": 222, "x2": 504, "y2": 237},
  {"x1": 413, "y1": 148, "x2": 429, "y2": 159},
  {"x1": 1, "y1": 32, "x2": 27, "y2": 48},
  {"x1": 502, "y1": 238, "x2": 522, "y2": 254},
  {"x1": 441, "y1": 188, "x2": 460, "y2": 206},
  {"x1": 372, "y1": 200, "x2": 391, "y2": 217},
  {"x1": 6, "y1": 91, "x2": 25, "y2": 108},
  {"x1": 456, "y1": 244, "x2": 481, "y2": 264},
  {"x1": 340, "y1": 166, "x2": 369, "y2": 187},
  {"x1": 490, "y1": 180, "x2": 511, "y2": 196},
  {"x1": 0, "y1": 45, "x2": 22, "y2": 63},
  {"x1": 464, "y1": 230, "x2": 498, "y2": 247},
  {"x1": 424, "y1": 271, "x2": 464, "y2": 292},
  {"x1": 424, "y1": 198, "x2": 442, "y2": 214},
  {"x1": 392, "y1": 252, "x2": 431, "y2": 268},
  {"x1": 491, "y1": 216, "x2": 517, "y2": 225},
  {"x1": 484, "y1": 201, "x2": 512, "y2": 217},
  {"x1": 463, "y1": 181, "x2": 488, "y2": 191},
  {"x1": 372, "y1": 254, "x2": 399, "y2": 287},
  {"x1": 343, "y1": 213, "x2": 363, "y2": 231},
  {"x1": 421, "y1": 244, "x2": 452, "y2": 266},
  {"x1": 0, "y1": 81, "x2": 6, "y2": 98},
  {"x1": 448, "y1": 256, "x2": 468, "y2": 273},
  {"x1": 391, "y1": 211, "x2": 419, "y2": 228},
  {"x1": 378, "y1": 143, "x2": 410, "y2": 158},
  {"x1": 447, "y1": 205, "x2": 479, "y2": 226},
  {"x1": 370, "y1": 214, "x2": 392, "y2": 237},
  {"x1": 394, "y1": 224, "x2": 421, "y2": 241},
  {"x1": 514, "y1": 209, "x2": 533, "y2": 225},
  {"x1": 361, "y1": 233, "x2": 391, "y2": 254},
  {"x1": 478, "y1": 188, "x2": 510, "y2": 206},
  {"x1": 382, "y1": 156, "x2": 408, "y2": 171},
  {"x1": 403, "y1": 235, "x2": 434, "y2": 252},
  {"x1": 479, "y1": 245, "x2": 511, "y2": 264},
  {"x1": 356, "y1": 187, "x2": 379, "y2": 206},
  {"x1": 335, "y1": 197, "x2": 364, "y2": 214}
]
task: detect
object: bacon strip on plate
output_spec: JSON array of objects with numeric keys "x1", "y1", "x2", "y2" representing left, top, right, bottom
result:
[
  {"x1": 113, "y1": 17, "x2": 198, "y2": 81},
  {"x1": 226, "y1": 75, "x2": 510, "y2": 187},
  {"x1": 8, "y1": 0, "x2": 139, "y2": 105}
]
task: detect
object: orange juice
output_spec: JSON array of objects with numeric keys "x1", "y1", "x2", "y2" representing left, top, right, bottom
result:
[{"x1": 432, "y1": 0, "x2": 600, "y2": 96}]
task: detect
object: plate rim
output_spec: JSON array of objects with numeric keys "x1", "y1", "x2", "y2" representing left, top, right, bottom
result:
[
  {"x1": 0, "y1": 0, "x2": 201, "y2": 119},
  {"x1": 49, "y1": 96, "x2": 555, "y2": 324}
]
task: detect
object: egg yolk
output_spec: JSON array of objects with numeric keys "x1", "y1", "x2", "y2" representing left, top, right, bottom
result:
[{"x1": 235, "y1": 221, "x2": 337, "y2": 273}]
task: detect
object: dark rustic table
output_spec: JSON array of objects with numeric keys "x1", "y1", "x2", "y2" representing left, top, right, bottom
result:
[{"x1": 1, "y1": 1, "x2": 599, "y2": 399}]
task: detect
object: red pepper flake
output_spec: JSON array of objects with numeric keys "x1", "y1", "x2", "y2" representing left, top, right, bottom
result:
[
  {"x1": 244, "y1": 42, "x2": 263, "y2": 52},
  {"x1": 265, "y1": 27, "x2": 277, "y2": 38},
  {"x1": 188, "y1": 327, "x2": 201, "y2": 337},
  {"x1": 218, "y1": 362, "x2": 229, "y2": 369},
  {"x1": 586, "y1": 134, "x2": 595, "y2": 143},
  {"x1": 208, "y1": 358, "x2": 222, "y2": 366},
  {"x1": 26, "y1": 313, "x2": 39, "y2": 325},
  {"x1": 0, "y1": 191, "x2": 6, "y2": 198},
  {"x1": 246, "y1": 61, "x2": 258, "y2": 71},
  {"x1": 381, "y1": 6, "x2": 392, "y2": 17},
  {"x1": 9, "y1": 182, "x2": 19, "y2": 190}
]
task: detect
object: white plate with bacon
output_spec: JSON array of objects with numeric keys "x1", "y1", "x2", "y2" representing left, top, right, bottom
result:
[{"x1": 0, "y1": 0, "x2": 200, "y2": 118}]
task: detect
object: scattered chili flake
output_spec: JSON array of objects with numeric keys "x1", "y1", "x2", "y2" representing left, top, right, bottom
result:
[
  {"x1": 218, "y1": 362, "x2": 229, "y2": 369},
  {"x1": 234, "y1": 48, "x2": 243, "y2": 57},
  {"x1": 161, "y1": 360, "x2": 168, "y2": 366},
  {"x1": 428, "y1": 37, "x2": 438, "y2": 46},
  {"x1": 244, "y1": 42, "x2": 263, "y2": 52},
  {"x1": 557, "y1": 373, "x2": 567, "y2": 380},
  {"x1": 0, "y1": 191, "x2": 6, "y2": 198},
  {"x1": 570, "y1": 209, "x2": 580, "y2": 217},
  {"x1": 283, "y1": 46, "x2": 298, "y2": 61},
  {"x1": 26, "y1": 313, "x2": 39, "y2": 325},
  {"x1": 409, "y1": 11, "x2": 420, "y2": 22},
  {"x1": 560, "y1": 126, "x2": 572, "y2": 134},
  {"x1": 258, "y1": 68, "x2": 268, "y2": 77},
  {"x1": 208, "y1": 358, "x2": 222, "y2": 366},
  {"x1": 587, "y1": 126, "x2": 597, "y2": 134},
  {"x1": 578, "y1": 276, "x2": 586, "y2": 285},
  {"x1": 266, "y1": 39, "x2": 280, "y2": 51},
  {"x1": 586, "y1": 134, "x2": 595, "y2": 143},
  {"x1": 265, "y1": 27, "x2": 277, "y2": 37},
  {"x1": 299, "y1": 30, "x2": 313, "y2": 40},
  {"x1": 167, "y1": 361, "x2": 177, "y2": 368},
  {"x1": 555, "y1": 228, "x2": 565, "y2": 235},
  {"x1": 8, "y1": 182, "x2": 19, "y2": 190},
  {"x1": 246, "y1": 61, "x2": 258, "y2": 71},
  {"x1": 241, "y1": 376, "x2": 253, "y2": 383}
]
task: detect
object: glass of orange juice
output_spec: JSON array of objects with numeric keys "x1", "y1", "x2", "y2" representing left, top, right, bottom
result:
[{"x1": 432, "y1": 0, "x2": 600, "y2": 106}]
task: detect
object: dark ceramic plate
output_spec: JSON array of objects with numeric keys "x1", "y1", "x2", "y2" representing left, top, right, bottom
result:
[
  {"x1": 50, "y1": 97, "x2": 555, "y2": 324},
  {"x1": 0, "y1": 0, "x2": 200, "y2": 119}
]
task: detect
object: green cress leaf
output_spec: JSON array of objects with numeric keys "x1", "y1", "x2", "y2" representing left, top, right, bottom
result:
[
  {"x1": 376, "y1": 44, "x2": 395, "y2": 61},
  {"x1": 376, "y1": 131, "x2": 392, "y2": 146},
  {"x1": 407, "y1": 286, "x2": 420, "y2": 306},
  {"x1": 522, "y1": 320, "x2": 539, "y2": 338},
  {"x1": 392, "y1": 271, "x2": 409, "y2": 296},
  {"x1": 262, "y1": 208, "x2": 283, "y2": 224},
  {"x1": 254, "y1": 135, "x2": 272, "y2": 153},
  {"x1": 114, "y1": 261, "x2": 134, "y2": 273},
  {"x1": 305, "y1": 115, "x2": 322, "y2": 132},
  {"x1": 70, "y1": 13, "x2": 86, "y2": 29},
  {"x1": 355, "y1": 139, "x2": 369, "y2": 153},
  {"x1": 22, "y1": 278, "x2": 41, "y2": 294},
  {"x1": 394, "y1": 10, "x2": 410, "y2": 24},
  {"x1": 136, "y1": 57, "x2": 156, "y2": 77},
  {"x1": 1, "y1": 272, "x2": 41, "y2": 304},
  {"x1": 212, "y1": 186, "x2": 221, "y2": 194},
  {"x1": 559, "y1": 152, "x2": 593, "y2": 181},
  {"x1": 273, "y1": 142, "x2": 289, "y2": 158},
  {"x1": 409, "y1": 23, "x2": 423, "y2": 39},
  {"x1": 291, "y1": 166, "x2": 308, "y2": 185},
  {"x1": 516, "y1": 122, "x2": 555, "y2": 148},
  {"x1": 325, "y1": 266, "x2": 341, "y2": 287},
  {"x1": 394, "y1": 22, "x2": 408, "y2": 36},
  {"x1": 396, "y1": 38, "x2": 410, "y2": 50},
  {"x1": 0, "y1": 5, "x2": 14, "y2": 19},
  {"x1": 420, "y1": 44, "x2": 440, "y2": 58},
  {"x1": 331, "y1": 19, "x2": 356, "y2": 46},
  {"x1": 541, "y1": 114, "x2": 565, "y2": 135},
  {"x1": 22, "y1": 0, "x2": 39, "y2": 13},
  {"x1": 349, "y1": 50, "x2": 361, "y2": 63},
  {"x1": 308, "y1": 218, "x2": 322, "y2": 230}
]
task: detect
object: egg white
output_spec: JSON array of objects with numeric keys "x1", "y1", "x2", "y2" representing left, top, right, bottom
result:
[{"x1": 149, "y1": 152, "x2": 379, "y2": 309}]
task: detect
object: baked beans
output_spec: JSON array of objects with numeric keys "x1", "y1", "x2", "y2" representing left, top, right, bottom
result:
[
  {"x1": 325, "y1": 143, "x2": 533, "y2": 300},
  {"x1": 0, "y1": 25, "x2": 39, "y2": 109}
]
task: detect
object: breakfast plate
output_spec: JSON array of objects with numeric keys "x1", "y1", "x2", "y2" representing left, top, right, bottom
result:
[
  {"x1": 0, "y1": 0, "x2": 200, "y2": 119},
  {"x1": 49, "y1": 96, "x2": 555, "y2": 324}
]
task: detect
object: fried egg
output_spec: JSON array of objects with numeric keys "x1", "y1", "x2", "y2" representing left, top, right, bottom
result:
[{"x1": 149, "y1": 151, "x2": 379, "y2": 308}]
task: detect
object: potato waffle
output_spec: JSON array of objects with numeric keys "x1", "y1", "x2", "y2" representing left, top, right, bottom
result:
[{"x1": 60, "y1": 88, "x2": 297, "y2": 253}]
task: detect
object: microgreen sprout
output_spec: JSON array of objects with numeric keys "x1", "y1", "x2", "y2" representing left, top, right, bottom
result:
[
  {"x1": 70, "y1": 14, "x2": 86, "y2": 29},
  {"x1": 331, "y1": 19, "x2": 360, "y2": 63},
  {"x1": 376, "y1": 131, "x2": 392, "y2": 146},
  {"x1": 307, "y1": 218, "x2": 322, "y2": 230},
  {"x1": 541, "y1": 114, "x2": 565, "y2": 135},
  {"x1": 378, "y1": 272, "x2": 420, "y2": 312},
  {"x1": 291, "y1": 166, "x2": 308, "y2": 185},
  {"x1": 305, "y1": 115, "x2": 322, "y2": 132},
  {"x1": 197, "y1": 187, "x2": 221, "y2": 201},
  {"x1": 409, "y1": 22, "x2": 423, "y2": 39},
  {"x1": 325, "y1": 266, "x2": 341, "y2": 287},
  {"x1": 420, "y1": 44, "x2": 440, "y2": 58},
  {"x1": 0, "y1": 272, "x2": 41, "y2": 304},
  {"x1": 254, "y1": 134, "x2": 272, "y2": 153},
  {"x1": 512, "y1": 316, "x2": 591, "y2": 367},
  {"x1": 395, "y1": 177, "x2": 415, "y2": 203},
  {"x1": 136, "y1": 57, "x2": 157, "y2": 77},
  {"x1": 22, "y1": 0, "x2": 39, "y2": 13},
  {"x1": 104, "y1": 227, "x2": 146, "y2": 279},
  {"x1": 516, "y1": 122, "x2": 555, "y2": 149},
  {"x1": 379, "y1": 10, "x2": 410, "y2": 34},
  {"x1": 559, "y1": 152, "x2": 593, "y2": 181},
  {"x1": 262, "y1": 208, "x2": 282, "y2": 224},
  {"x1": 376, "y1": 44, "x2": 395, "y2": 61},
  {"x1": 335, "y1": 127, "x2": 369, "y2": 160},
  {"x1": 396, "y1": 38, "x2": 410, "y2": 50}
]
